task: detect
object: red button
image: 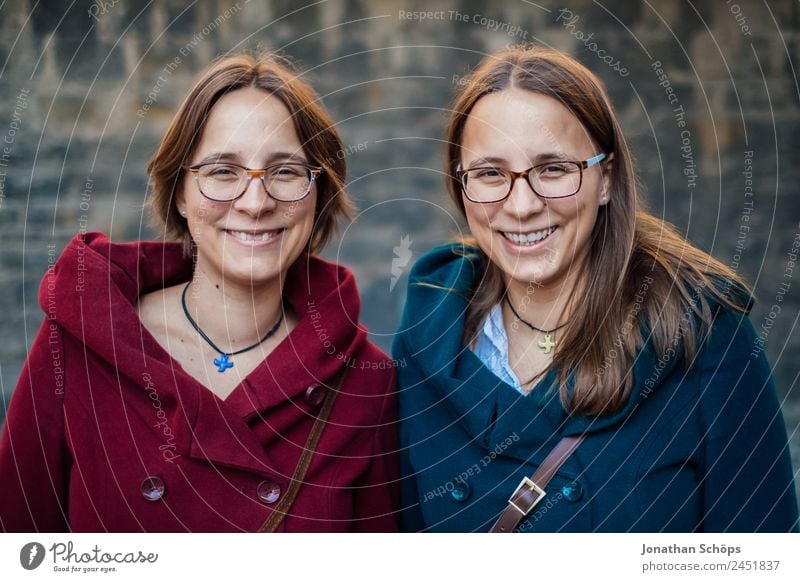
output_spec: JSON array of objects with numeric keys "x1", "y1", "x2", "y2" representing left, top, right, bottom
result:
[{"x1": 304, "y1": 385, "x2": 326, "y2": 407}]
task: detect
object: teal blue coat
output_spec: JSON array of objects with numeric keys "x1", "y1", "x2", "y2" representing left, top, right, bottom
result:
[{"x1": 393, "y1": 244, "x2": 798, "y2": 532}]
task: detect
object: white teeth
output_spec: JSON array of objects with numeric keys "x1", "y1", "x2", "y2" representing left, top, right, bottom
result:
[
  {"x1": 227, "y1": 230, "x2": 277, "y2": 242},
  {"x1": 503, "y1": 226, "x2": 557, "y2": 245}
]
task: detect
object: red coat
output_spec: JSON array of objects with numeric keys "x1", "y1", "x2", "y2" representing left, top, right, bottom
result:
[{"x1": 0, "y1": 233, "x2": 399, "y2": 532}]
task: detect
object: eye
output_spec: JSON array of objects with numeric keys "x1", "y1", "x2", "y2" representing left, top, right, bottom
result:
[
  {"x1": 540, "y1": 163, "x2": 570, "y2": 174},
  {"x1": 205, "y1": 165, "x2": 239, "y2": 177},
  {"x1": 271, "y1": 165, "x2": 305, "y2": 179},
  {"x1": 537, "y1": 163, "x2": 577, "y2": 179},
  {"x1": 472, "y1": 168, "x2": 504, "y2": 179}
]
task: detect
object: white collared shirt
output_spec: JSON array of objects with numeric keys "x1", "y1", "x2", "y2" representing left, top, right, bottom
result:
[{"x1": 469, "y1": 303, "x2": 527, "y2": 395}]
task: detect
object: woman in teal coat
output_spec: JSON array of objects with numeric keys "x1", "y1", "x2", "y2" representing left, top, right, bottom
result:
[{"x1": 393, "y1": 46, "x2": 798, "y2": 532}]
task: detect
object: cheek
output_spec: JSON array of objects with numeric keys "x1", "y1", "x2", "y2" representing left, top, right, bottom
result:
[
  {"x1": 551, "y1": 197, "x2": 589, "y2": 225},
  {"x1": 283, "y1": 197, "x2": 317, "y2": 246},
  {"x1": 572, "y1": 178, "x2": 604, "y2": 215},
  {"x1": 201, "y1": 200, "x2": 226, "y2": 221},
  {"x1": 464, "y1": 204, "x2": 497, "y2": 232},
  {"x1": 185, "y1": 198, "x2": 227, "y2": 244},
  {"x1": 191, "y1": 206, "x2": 222, "y2": 235},
  {"x1": 292, "y1": 197, "x2": 316, "y2": 227},
  {"x1": 575, "y1": 199, "x2": 601, "y2": 229},
  {"x1": 181, "y1": 178, "x2": 224, "y2": 220}
]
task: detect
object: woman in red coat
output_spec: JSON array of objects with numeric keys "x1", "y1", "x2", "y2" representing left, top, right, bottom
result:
[{"x1": 0, "y1": 53, "x2": 399, "y2": 532}]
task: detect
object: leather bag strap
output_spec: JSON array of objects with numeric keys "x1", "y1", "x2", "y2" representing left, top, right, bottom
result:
[
  {"x1": 489, "y1": 434, "x2": 585, "y2": 533},
  {"x1": 258, "y1": 368, "x2": 347, "y2": 533}
]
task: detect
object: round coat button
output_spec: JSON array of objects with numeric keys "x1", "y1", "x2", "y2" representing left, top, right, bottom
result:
[
  {"x1": 561, "y1": 481, "x2": 583, "y2": 502},
  {"x1": 140, "y1": 476, "x2": 165, "y2": 501},
  {"x1": 257, "y1": 480, "x2": 281, "y2": 504},
  {"x1": 304, "y1": 385, "x2": 326, "y2": 407},
  {"x1": 451, "y1": 480, "x2": 471, "y2": 502}
]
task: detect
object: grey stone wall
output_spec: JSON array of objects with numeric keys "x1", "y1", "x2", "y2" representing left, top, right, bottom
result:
[{"x1": 1, "y1": 0, "x2": 799, "y2": 503}]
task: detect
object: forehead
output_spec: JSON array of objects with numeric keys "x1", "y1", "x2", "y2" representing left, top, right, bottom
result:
[
  {"x1": 196, "y1": 87, "x2": 302, "y2": 155},
  {"x1": 461, "y1": 89, "x2": 594, "y2": 160}
]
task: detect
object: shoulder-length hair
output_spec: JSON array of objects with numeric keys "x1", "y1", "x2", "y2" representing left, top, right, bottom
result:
[
  {"x1": 445, "y1": 45, "x2": 750, "y2": 417},
  {"x1": 147, "y1": 51, "x2": 354, "y2": 255}
]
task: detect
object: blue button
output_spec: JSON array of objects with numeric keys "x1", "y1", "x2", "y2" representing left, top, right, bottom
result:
[
  {"x1": 561, "y1": 481, "x2": 583, "y2": 502},
  {"x1": 450, "y1": 480, "x2": 470, "y2": 502}
]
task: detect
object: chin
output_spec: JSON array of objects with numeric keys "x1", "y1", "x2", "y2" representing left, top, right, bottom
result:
[
  {"x1": 217, "y1": 252, "x2": 280, "y2": 282},
  {"x1": 507, "y1": 270, "x2": 557, "y2": 290},
  {"x1": 224, "y1": 266, "x2": 281, "y2": 286},
  {"x1": 497, "y1": 256, "x2": 565, "y2": 289}
]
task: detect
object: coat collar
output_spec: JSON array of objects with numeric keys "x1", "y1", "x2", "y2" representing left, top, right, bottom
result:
[
  {"x1": 43, "y1": 232, "x2": 366, "y2": 475},
  {"x1": 399, "y1": 243, "x2": 682, "y2": 454}
]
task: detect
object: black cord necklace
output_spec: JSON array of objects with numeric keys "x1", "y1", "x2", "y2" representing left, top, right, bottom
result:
[
  {"x1": 504, "y1": 295, "x2": 569, "y2": 355},
  {"x1": 181, "y1": 283, "x2": 284, "y2": 373}
]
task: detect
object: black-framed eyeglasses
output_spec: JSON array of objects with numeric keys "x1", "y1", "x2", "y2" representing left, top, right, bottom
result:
[
  {"x1": 186, "y1": 162, "x2": 324, "y2": 203},
  {"x1": 456, "y1": 153, "x2": 607, "y2": 203}
]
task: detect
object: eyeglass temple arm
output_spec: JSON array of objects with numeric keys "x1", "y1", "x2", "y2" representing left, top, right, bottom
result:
[
  {"x1": 582, "y1": 153, "x2": 607, "y2": 169},
  {"x1": 459, "y1": 154, "x2": 607, "y2": 173}
]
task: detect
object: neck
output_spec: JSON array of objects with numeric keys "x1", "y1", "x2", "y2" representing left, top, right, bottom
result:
[
  {"x1": 504, "y1": 270, "x2": 583, "y2": 332},
  {"x1": 183, "y1": 266, "x2": 285, "y2": 351}
]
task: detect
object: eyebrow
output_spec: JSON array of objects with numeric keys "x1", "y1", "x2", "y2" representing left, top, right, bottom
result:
[
  {"x1": 194, "y1": 151, "x2": 311, "y2": 166},
  {"x1": 465, "y1": 152, "x2": 573, "y2": 168}
]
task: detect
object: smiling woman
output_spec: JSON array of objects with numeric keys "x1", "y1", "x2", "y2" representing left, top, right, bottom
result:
[
  {"x1": 0, "y1": 52, "x2": 399, "y2": 532},
  {"x1": 394, "y1": 45, "x2": 798, "y2": 533}
]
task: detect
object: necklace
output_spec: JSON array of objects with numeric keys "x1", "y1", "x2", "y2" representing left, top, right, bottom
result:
[
  {"x1": 504, "y1": 295, "x2": 569, "y2": 354},
  {"x1": 181, "y1": 283, "x2": 284, "y2": 373}
]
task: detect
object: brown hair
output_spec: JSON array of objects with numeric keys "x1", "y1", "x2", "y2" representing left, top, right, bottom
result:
[
  {"x1": 445, "y1": 45, "x2": 751, "y2": 416},
  {"x1": 147, "y1": 51, "x2": 354, "y2": 254}
]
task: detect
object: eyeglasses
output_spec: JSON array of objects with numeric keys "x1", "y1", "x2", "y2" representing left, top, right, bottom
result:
[
  {"x1": 186, "y1": 162, "x2": 324, "y2": 203},
  {"x1": 456, "y1": 153, "x2": 607, "y2": 203}
]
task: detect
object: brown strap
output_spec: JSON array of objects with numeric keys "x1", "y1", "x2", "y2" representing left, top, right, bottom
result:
[
  {"x1": 489, "y1": 434, "x2": 585, "y2": 533},
  {"x1": 258, "y1": 368, "x2": 346, "y2": 532}
]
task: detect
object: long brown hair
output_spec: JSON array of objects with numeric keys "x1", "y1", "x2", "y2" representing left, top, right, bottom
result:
[
  {"x1": 147, "y1": 50, "x2": 355, "y2": 255},
  {"x1": 445, "y1": 46, "x2": 751, "y2": 417}
]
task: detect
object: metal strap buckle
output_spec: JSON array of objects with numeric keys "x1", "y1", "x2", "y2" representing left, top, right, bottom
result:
[{"x1": 508, "y1": 477, "x2": 546, "y2": 516}]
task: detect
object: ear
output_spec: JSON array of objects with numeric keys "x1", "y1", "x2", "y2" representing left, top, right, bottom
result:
[
  {"x1": 176, "y1": 195, "x2": 187, "y2": 218},
  {"x1": 599, "y1": 153, "x2": 614, "y2": 206}
]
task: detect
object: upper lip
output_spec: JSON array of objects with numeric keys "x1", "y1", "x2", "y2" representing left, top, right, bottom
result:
[
  {"x1": 224, "y1": 228, "x2": 284, "y2": 233},
  {"x1": 499, "y1": 226, "x2": 557, "y2": 233}
]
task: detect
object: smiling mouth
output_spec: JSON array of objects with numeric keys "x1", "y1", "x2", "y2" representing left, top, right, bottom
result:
[
  {"x1": 224, "y1": 229, "x2": 284, "y2": 242},
  {"x1": 501, "y1": 226, "x2": 558, "y2": 245}
]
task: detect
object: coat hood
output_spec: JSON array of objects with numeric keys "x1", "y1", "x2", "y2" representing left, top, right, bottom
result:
[
  {"x1": 395, "y1": 243, "x2": 693, "y2": 438},
  {"x1": 39, "y1": 232, "x2": 368, "y2": 475}
]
